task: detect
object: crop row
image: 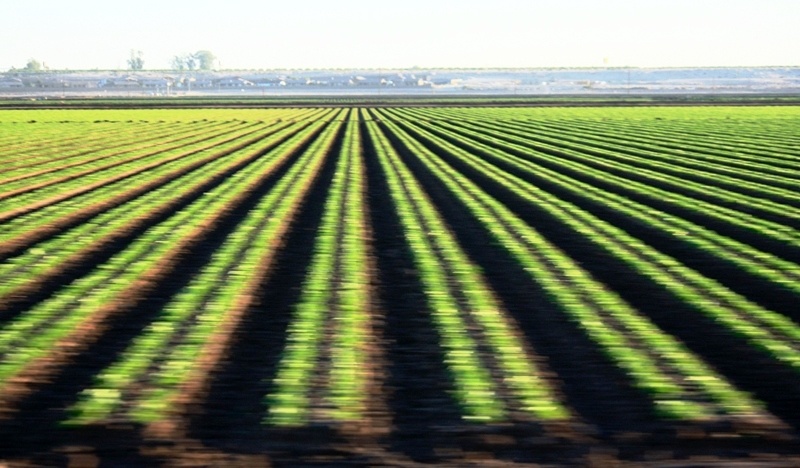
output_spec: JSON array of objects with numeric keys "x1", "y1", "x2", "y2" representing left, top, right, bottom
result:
[
  {"x1": 366, "y1": 109, "x2": 579, "y2": 423},
  {"x1": 0, "y1": 118, "x2": 335, "y2": 323},
  {"x1": 65, "y1": 111, "x2": 346, "y2": 429},
  {"x1": 0, "y1": 107, "x2": 797, "y2": 450},
  {"x1": 0, "y1": 111, "x2": 338, "y2": 411},
  {"x1": 0, "y1": 113, "x2": 331, "y2": 257},
  {"x1": 519, "y1": 119, "x2": 800, "y2": 180},
  {"x1": 374, "y1": 110, "x2": 800, "y2": 376},
  {"x1": 381, "y1": 109, "x2": 800, "y2": 299},
  {"x1": 388, "y1": 108, "x2": 799, "y2": 228},
  {"x1": 0, "y1": 121, "x2": 202, "y2": 183},
  {"x1": 371, "y1": 110, "x2": 772, "y2": 421},
  {"x1": 267, "y1": 114, "x2": 375, "y2": 426},
  {"x1": 463, "y1": 117, "x2": 800, "y2": 205},
  {"x1": 391, "y1": 110, "x2": 800, "y2": 258},
  {"x1": 428, "y1": 113, "x2": 800, "y2": 195},
  {"x1": 402, "y1": 106, "x2": 800, "y2": 165}
]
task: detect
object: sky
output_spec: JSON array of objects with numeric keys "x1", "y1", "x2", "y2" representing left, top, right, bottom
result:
[{"x1": 2, "y1": 0, "x2": 798, "y2": 70}]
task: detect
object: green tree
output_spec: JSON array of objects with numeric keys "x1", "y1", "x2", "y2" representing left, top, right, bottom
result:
[
  {"x1": 172, "y1": 54, "x2": 197, "y2": 71},
  {"x1": 171, "y1": 55, "x2": 186, "y2": 71},
  {"x1": 128, "y1": 50, "x2": 144, "y2": 70},
  {"x1": 171, "y1": 51, "x2": 215, "y2": 72},
  {"x1": 23, "y1": 59, "x2": 43, "y2": 72},
  {"x1": 194, "y1": 50, "x2": 216, "y2": 70}
]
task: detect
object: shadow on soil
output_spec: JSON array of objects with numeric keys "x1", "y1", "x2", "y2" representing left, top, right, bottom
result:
[
  {"x1": 379, "y1": 122, "x2": 661, "y2": 438},
  {"x1": 435, "y1": 121, "x2": 800, "y2": 265},
  {"x1": 186, "y1": 123, "x2": 344, "y2": 453},
  {"x1": 434, "y1": 121, "x2": 800, "y2": 320},
  {"x1": 361, "y1": 119, "x2": 469, "y2": 463},
  {"x1": 0, "y1": 123, "x2": 302, "y2": 325},
  {"x1": 399, "y1": 121, "x2": 800, "y2": 435},
  {"x1": 0, "y1": 125, "x2": 322, "y2": 464}
]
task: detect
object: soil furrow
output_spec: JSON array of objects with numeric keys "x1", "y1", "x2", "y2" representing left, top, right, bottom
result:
[
  {"x1": 0, "y1": 122, "x2": 265, "y2": 226},
  {"x1": 0, "y1": 121, "x2": 329, "y2": 418},
  {"x1": 361, "y1": 118, "x2": 465, "y2": 463},
  {"x1": 186, "y1": 122, "x2": 341, "y2": 450},
  {"x1": 413, "y1": 132, "x2": 800, "y2": 432},
  {"x1": 0, "y1": 121, "x2": 223, "y2": 190},
  {"x1": 0, "y1": 122, "x2": 295, "y2": 260}
]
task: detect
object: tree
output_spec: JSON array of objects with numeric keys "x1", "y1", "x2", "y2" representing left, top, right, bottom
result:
[
  {"x1": 171, "y1": 51, "x2": 215, "y2": 72},
  {"x1": 23, "y1": 59, "x2": 43, "y2": 72},
  {"x1": 128, "y1": 50, "x2": 144, "y2": 70},
  {"x1": 185, "y1": 54, "x2": 197, "y2": 71},
  {"x1": 172, "y1": 54, "x2": 196, "y2": 71},
  {"x1": 171, "y1": 55, "x2": 186, "y2": 71},
  {"x1": 194, "y1": 50, "x2": 216, "y2": 70}
]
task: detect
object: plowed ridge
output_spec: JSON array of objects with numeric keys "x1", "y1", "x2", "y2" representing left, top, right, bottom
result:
[{"x1": 0, "y1": 106, "x2": 798, "y2": 466}]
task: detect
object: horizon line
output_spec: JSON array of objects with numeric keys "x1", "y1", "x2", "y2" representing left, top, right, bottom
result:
[{"x1": 4, "y1": 64, "x2": 800, "y2": 74}]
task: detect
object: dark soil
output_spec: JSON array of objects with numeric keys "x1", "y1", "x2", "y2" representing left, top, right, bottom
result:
[{"x1": 0, "y1": 106, "x2": 799, "y2": 466}]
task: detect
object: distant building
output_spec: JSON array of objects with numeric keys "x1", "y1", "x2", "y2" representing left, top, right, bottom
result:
[
  {"x1": 140, "y1": 78, "x2": 173, "y2": 88},
  {"x1": 103, "y1": 77, "x2": 141, "y2": 88},
  {"x1": 218, "y1": 77, "x2": 255, "y2": 88},
  {"x1": 63, "y1": 79, "x2": 99, "y2": 88},
  {"x1": 0, "y1": 78, "x2": 24, "y2": 88}
]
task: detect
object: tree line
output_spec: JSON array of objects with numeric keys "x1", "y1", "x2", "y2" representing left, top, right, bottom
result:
[
  {"x1": 10, "y1": 50, "x2": 217, "y2": 72},
  {"x1": 130, "y1": 49, "x2": 216, "y2": 71}
]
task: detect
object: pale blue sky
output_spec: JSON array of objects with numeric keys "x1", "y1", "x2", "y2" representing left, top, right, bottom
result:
[{"x1": 2, "y1": 0, "x2": 798, "y2": 70}]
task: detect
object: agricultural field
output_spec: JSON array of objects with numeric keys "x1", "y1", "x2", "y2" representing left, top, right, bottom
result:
[{"x1": 0, "y1": 104, "x2": 799, "y2": 466}]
